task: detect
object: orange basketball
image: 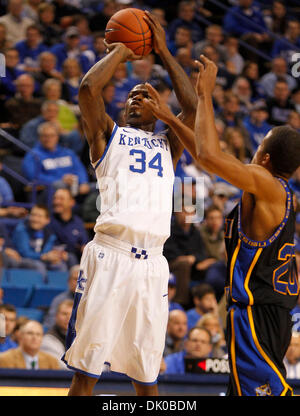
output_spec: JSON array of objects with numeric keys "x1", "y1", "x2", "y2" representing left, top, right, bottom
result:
[{"x1": 105, "y1": 8, "x2": 152, "y2": 57}]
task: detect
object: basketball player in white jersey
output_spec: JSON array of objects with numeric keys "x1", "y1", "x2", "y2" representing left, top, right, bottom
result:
[{"x1": 62, "y1": 11, "x2": 198, "y2": 396}]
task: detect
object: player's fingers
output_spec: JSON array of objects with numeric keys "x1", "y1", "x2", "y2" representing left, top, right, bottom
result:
[
  {"x1": 144, "y1": 10, "x2": 158, "y2": 28},
  {"x1": 194, "y1": 60, "x2": 204, "y2": 74},
  {"x1": 145, "y1": 82, "x2": 160, "y2": 100}
]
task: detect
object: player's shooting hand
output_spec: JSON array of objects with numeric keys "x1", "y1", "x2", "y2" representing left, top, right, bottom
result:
[
  {"x1": 194, "y1": 54, "x2": 218, "y2": 97},
  {"x1": 103, "y1": 40, "x2": 142, "y2": 62},
  {"x1": 143, "y1": 82, "x2": 175, "y2": 123},
  {"x1": 143, "y1": 10, "x2": 167, "y2": 54}
]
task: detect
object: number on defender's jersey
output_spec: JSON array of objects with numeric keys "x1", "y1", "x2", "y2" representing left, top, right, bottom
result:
[
  {"x1": 129, "y1": 150, "x2": 163, "y2": 177},
  {"x1": 273, "y1": 243, "x2": 299, "y2": 295}
]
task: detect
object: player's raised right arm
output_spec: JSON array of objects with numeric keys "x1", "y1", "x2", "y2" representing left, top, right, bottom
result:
[{"x1": 78, "y1": 42, "x2": 140, "y2": 163}]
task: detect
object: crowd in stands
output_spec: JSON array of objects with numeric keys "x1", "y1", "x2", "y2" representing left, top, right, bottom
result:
[{"x1": 0, "y1": 0, "x2": 300, "y2": 380}]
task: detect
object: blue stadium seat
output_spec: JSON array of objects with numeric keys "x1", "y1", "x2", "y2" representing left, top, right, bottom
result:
[
  {"x1": 47, "y1": 271, "x2": 69, "y2": 289},
  {"x1": 28, "y1": 285, "x2": 64, "y2": 309},
  {"x1": 16, "y1": 307, "x2": 45, "y2": 323},
  {"x1": 2, "y1": 285, "x2": 33, "y2": 307},
  {"x1": 3, "y1": 268, "x2": 44, "y2": 287}
]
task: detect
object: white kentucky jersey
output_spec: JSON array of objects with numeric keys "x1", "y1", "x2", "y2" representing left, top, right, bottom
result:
[{"x1": 92, "y1": 124, "x2": 175, "y2": 248}]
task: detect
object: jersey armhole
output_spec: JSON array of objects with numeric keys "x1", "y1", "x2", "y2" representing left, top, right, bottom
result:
[{"x1": 92, "y1": 123, "x2": 118, "y2": 170}]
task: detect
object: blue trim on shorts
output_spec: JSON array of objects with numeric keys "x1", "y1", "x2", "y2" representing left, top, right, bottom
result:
[
  {"x1": 61, "y1": 356, "x2": 100, "y2": 379},
  {"x1": 104, "y1": 362, "x2": 158, "y2": 385},
  {"x1": 94, "y1": 123, "x2": 118, "y2": 169}
]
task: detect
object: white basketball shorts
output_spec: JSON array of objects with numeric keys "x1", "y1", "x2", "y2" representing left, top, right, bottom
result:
[{"x1": 62, "y1": 232, "x2": 170, "y2": 384}]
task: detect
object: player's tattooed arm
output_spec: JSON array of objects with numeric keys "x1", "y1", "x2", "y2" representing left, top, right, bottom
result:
[
  {"x1": 144, "y1": 11, "x2": 197, "y2": 165},
  {"x1": 78, "y1": 43, "x2": 140, "y2": 162}
]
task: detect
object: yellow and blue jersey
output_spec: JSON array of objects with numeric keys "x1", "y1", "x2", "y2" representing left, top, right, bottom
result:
[{"x1": 224, "y1": 177, "x2": 299, "y2": 311}]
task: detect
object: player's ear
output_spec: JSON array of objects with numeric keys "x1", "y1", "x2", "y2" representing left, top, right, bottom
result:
[{"x1": 261, "y1": 152, "x2": 271, "y2": 166}]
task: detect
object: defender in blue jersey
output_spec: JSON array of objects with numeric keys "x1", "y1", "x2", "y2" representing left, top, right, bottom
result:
[{"x1": 145, "y1": 56, "x2": 300, "y2": 395}]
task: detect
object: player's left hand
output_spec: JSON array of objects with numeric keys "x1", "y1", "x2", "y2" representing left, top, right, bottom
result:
[
  {"x1": 143, "y1": 10, "x2": 167, "y2": 54},
  {"x1": 142, "y1": 82, "x2": 175, "y2": 123},
  {"x1": 195, "y1": 54, "x2": 218, "y2": 97}
]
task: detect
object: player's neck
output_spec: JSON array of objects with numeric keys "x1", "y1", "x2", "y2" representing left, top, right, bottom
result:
[{"x1": 126, "y1": 122, "x2": 155, "y2": 133}]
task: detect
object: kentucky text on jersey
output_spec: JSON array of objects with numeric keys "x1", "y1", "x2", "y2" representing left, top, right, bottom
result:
[{"x1": 118, "y1": 132, "x2": 169, "y2": 151}]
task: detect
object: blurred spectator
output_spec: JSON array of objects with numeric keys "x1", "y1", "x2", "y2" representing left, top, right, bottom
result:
[
  {"x1": 0, "y1": 304, "x2": 17, "y2": 352},
  {"x1": 231, "y1": 76, "x2": 254, "y2": 116},
  {"x1": 223, "y1": 126, "x2": 252, "y2": 163},
  {"x1": 241, "y1": 61, "x2": 262, "y2": 100},
  {"x1": 0, "y1": 0, "x2": 34, "y2": 45},
  {"x1": 197, "y1": 205, "x2": 227, "y2": 300},
  {"x1": 0, "y1": 48, "x2": 24, "y2": 102},
  {"x1": 175, "y1": 47, "x2": 194, "y2": 76},
  {"x1": 186, "y1": 283, "x2": 218, "y2": 330},
  {"x1": 284, "y1": 332, "x2": 300, "y2": 379},
  {"x1": 10, "y1": 316, "x2": 29, "y2": 345},
  {"x1": 216, "y1": 91, "x2": 246, "y2": 132},
  {"x1": 15, "y1": 24, "x2": 48, "y2": 72},
  {"x1": 163, "y1": 309, "x2": 188, "y2": 357},
  {"x1": 43, "y1": 264, "x2": 79, "y2": 330},
  {"x1": 21, "y1": 122, "x2": 89, "y2": 195},
  {"x1": 168, "y1": 26, "x2": 193, "y2": 57},
  {"x1": 263, "y1": 0, "x2": 289, "y2": 35},
  {"x1": 287, "y1": 111, "x2": 300, "y2": 133},
  {"x1": 193, "y1": 24, "x2": 226, "y2": 63},
  {"x1": 164, "y1": 206, "x2": 215, "y2": 307},
  {"x1": 50, "y1": 26, "x2": 89, "y2": 72},
  {"x1": 12, "y1": 204, "x2": 68, "y2": 278},
  {"x1": 81, "y1": 31, "x2": 106, "y2": 69},
  {"x1": 0, "y1": 320, "x2": 60, "y2": 369},
  {"x1": 0, "y1": 22, "x2": 11, "y2": 53},
  {"x1": 110, "y1": 63, "x2": 138, "y2": 114},
  {"x1": 37, "y1": 2, "x2": 63, "y2": 47},
  {"x1": 163, "y1": 327, "x2": 213, "y2": 375},
  {"x1": 223, "y1": 36, "x2": 244, "y2": 76},
  {"x1": 289, "y1": 167, "x2": 300, "y2": 202},
  {"x1": 292, "y1": 88, "x2": 300, "y2": 114},
  {"x1": 223, "y1": 0, "x2": 270, "y2": 56},
  {"x1": 259, "y1": 57, "x2": 297, "y2": 98},
  {"x1": 23, "y1": 0, "x2": 42, "y2": 23},
  {"x1": 202, "y1": 45, "x2": 236, "y2": 91},
  {"x1": 196, "y1": 312, "x2": 227, "y2": 358},
  {"x1": 72, "y1": 14, "x2": 93, "y2": 51},
  {"x1": 61, "y1": 57, "x2": 82, "y2": 105},
  {"x1": 42, "y1": 78, "x2": 79, "y2": 127},
  {"x1": 4, "y1": 73, "x2": 42, "y2": 132},
  {"x1": 167, "y1": 1, "x2": 202, "y2": 44},
  {"x1": 51, "y1": 0, "x2": 81, "y2": 27},
  {"x1": 242, "y1": 99, "x2": 272, "y2": 153},
  {"x1": 88, "y1": 0, "x2": 117, "y2": 32},
  {"x1": 271, "y1": 20, "x2": 300, "y2": 65},
  {"x1": 266, "y1": 79, "x2": 296, "y2": 126},
  {"x1": 0, "y1": 176, "x2": 14, "y2": 206},
  {"x1": 49, "y1": 188, "x2": 89, "y2": 263},
  {"x1": 168, "y1": 273, "x2": 184, "y2": 312},
  {"x1": 32, "y1": 52, "x2": 64, "y2": 88},
  {"x1": 20, "y1": 100, "x2": 82, "y2": 152},
  {"x1": 41, "y1": 299, "x2": 73, "y2": 369}
]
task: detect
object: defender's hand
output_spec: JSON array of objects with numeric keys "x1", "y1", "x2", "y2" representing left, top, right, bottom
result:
[
  {"x1": 103, "y1": 40, "x2": 142, "y2": 62},
  {"x1": 195, "y1": 55, "x2": 218, "y2": 97},
  {"x1": 142, "y1": 82, "x2": 175, "y2": 124},
  {"x1": 143, "y1": 10, "x2": 167, "y2": 54}
]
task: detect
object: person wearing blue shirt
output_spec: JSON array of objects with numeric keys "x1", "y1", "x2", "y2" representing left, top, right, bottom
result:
[
  {"x1": 12, "y1": 204, "x2": 68, "y2": 278},
  {"x1": 242, "y1": 100, "x2": 272, "y2": 154},
  {"x1": 15, "y1": 24, "x2": 48, "y2": 71},
  {"x1": 0, "y1": 48, "x2": 25, "y2": 100},
  {"x1": 0, "y1": 304, "x2": 18, "y2": 353},
  {"x1": 168, "y1": 273, "x2": 184, "y2": 312},
  {"x1": 50, "y1": 25, "x2": 90, "y2": 72},
  {"x1": 164, "y1": 327, "x2": 213, "y2": 374},
  {"x1": 167, "y1": 1, "x2": 202, "y2": 44},
  {"x1": 223, "y1": 0, "x2": 268, "y2": 37},
  {"x1": 271, "y1": 20, "x2": 300, "y2": 65},
  {"x1": 0, "y1": 177, "x2": 14, "y2": 206},
  {"x1": 186, "y1": 283, "x2": 218, "y2": 331},
  {"x1": 49, "y1": 188, "x2": 89, "y2": 263},
  {"x1": 22, "y1": 121, "x2": 89, "y2": 196}
]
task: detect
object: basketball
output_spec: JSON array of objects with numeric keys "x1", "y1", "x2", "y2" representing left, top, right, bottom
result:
[{"x1": 105, "y1": 8, "x2": 152, "y2": 57}]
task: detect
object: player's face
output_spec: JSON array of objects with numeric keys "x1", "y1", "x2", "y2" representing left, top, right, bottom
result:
[{"x1": 124, "y1": 84, "x2": 156, "y2": 127}]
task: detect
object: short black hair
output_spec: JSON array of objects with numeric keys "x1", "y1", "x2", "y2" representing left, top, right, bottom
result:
[
  {"x1": 263, "y1": 126, "x2": 300, "y2": 177},
  {"x1": 191, "y1": 283, "x2": 215, "y2": 300}
]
